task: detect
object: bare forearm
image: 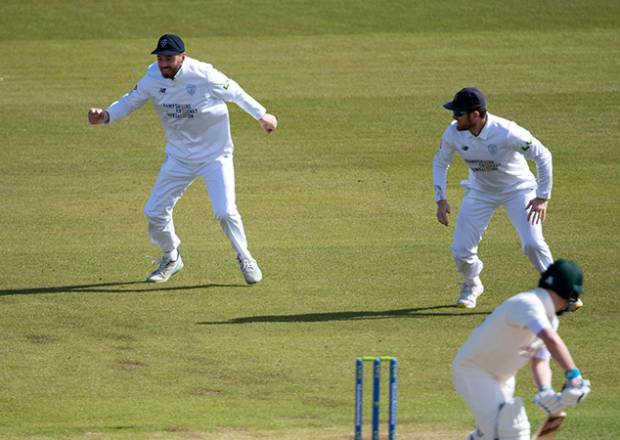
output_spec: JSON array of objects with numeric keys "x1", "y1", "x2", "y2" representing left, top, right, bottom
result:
[
  {"x1": 531, "y1": 357, "x2": 552, "y2": 389},
  {"x1": 538, "y1": 328, "x2": 577, "y2": 371}
]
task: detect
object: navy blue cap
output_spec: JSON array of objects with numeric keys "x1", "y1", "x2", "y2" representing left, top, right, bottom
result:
[
  {"x1": 151, "y1": 34, "x2": 185, "y2": 55},
  {"x1": 443, "y1": 87, "x2": 487, "y2": 113}
]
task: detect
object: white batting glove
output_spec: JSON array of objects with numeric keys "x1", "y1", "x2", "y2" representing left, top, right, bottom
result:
[
  {"x1": 560, "y1": 378, "x2": 591, "y2": 407},
  {"x1": 534, "y1": 389, "x2": 563, "y2": 414}
]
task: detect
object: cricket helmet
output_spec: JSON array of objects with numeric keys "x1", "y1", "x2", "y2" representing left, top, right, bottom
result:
[{"x1": 539, "y1": 259, "x2": 584, "y2": 301}]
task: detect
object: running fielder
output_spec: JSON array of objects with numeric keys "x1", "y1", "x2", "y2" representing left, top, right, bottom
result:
[
  {"x1": 88, "y1": 34, "x2": 277, "y2": 284},
  {"x1": 433, "y1": 87, "x2": 563, "y2": 308},
  {"x1": 452, "y1": 259, "x2": 591, "y2": 440}
]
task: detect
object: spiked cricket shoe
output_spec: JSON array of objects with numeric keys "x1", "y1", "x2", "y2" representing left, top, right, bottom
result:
[
  {"x1": 456, "y1": 278, "x2": 484, "y2": 309},
  {"x1": 238, "y1": 257, "x2": 262, "y2": 284},
  {"x1": 146, "y1": 254, "x2": 184, "y2": 283}
]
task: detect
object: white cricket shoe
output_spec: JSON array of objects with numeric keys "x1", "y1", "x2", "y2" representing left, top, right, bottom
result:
[
  {"x1": 238, "y1": 257, "x2": 262, "y2": 284},
  {"x1": 456, "y1": 278, "x2": 484, "y2": 309},
  {"x1": 146, "y1": 254, "x2": 184, "y2": 283}
]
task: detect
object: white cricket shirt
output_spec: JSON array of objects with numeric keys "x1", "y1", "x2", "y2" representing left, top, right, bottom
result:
[
  {"x1": 432, "y1": 113, "x2": 552, "y2": 201},
  {"x1": 106, "y1": 57, "x2": 267, "y2": 163},
  {"x1": 454, "y1": 288, "x2": 558, "y2": 382}
]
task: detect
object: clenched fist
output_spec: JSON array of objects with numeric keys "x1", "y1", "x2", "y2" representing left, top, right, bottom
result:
[
  {"x1": 436, "y1": 199, "x2": 451, "y2": 226},
  {"x1": 88, "y1": 108, "x2": 110, "y2": 125},
  {"x1": 259, "y1": 113, "x2": 278, "y2": 133}
]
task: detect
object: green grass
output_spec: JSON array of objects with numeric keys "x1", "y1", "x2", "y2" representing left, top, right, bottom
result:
[{"x1": 1, "y1": 1, "x2": 619, "y2": 439}]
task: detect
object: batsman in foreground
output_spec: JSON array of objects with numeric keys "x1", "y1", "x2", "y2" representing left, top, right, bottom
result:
[
  {"x1": 452, "y1": 259, "x2": 591, "y2": 440},
  {"x1": 89, "y1": 34, "x2": 277, "y2": 284},
  {"x1": 432, "y1": 88, "x2": 581, "y2": 309}
]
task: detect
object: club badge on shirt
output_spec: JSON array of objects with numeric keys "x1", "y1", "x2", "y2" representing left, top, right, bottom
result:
[{"x1": 186, "y1": 84, "x2": 197, "y2": 96}]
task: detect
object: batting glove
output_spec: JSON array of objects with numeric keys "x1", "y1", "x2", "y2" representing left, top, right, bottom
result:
[
  {"x1": 560, "y1": 378, "x2": 591, "y2": 407},
  {"x1": 534, "y1": 389, "x2": 563, "y2": 414}
]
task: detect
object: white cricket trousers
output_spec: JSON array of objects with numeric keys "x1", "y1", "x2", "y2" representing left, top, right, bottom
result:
[
  {"x1": 452, "y1": 362, "x2": 523, "y2": 440},
  {"x1": 451, "y1": 188, "x2": 553, "y2": 281},
  {"x1": 144, "y1": 153, "x2": 253, "y2": 260}
]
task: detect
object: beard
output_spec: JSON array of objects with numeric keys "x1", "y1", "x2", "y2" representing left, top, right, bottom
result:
[
  {"x1": 455, "y1": 116, "x2": 473, "y2": 131},
  {"x1": 160, "y1": 66, "x2": 180, "y2": 79}
]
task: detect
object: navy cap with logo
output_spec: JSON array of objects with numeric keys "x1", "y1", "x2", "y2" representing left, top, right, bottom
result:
[
  {"x1": 151, "y1": 34, "x2": 185, "y2": 55},
  {"x1": 443, "y1": 87, "x2": 487, "y2": 114},
  {"x1": 538, "y1": 259, "x2": 584, "y2": 301}
]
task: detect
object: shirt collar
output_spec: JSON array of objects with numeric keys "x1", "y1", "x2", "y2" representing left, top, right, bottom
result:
[
  {"x1": 172, "y1": 58, "x2": 187, "y2": 80},
  {"x1": 535, "y1": 287, "x2": 556, "y2": 319},
  {"x1": 476, "y1": 112, "x2": 494, "y2": 140}
]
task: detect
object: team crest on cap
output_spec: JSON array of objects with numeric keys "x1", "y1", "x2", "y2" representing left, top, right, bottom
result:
[
  {"x1": 488, "y1": 144, "x2": 498, "y2": 155},
  {"x1": 186, "y1": 84, "x2": 197, "y2": 96},
  {"x1": 160, "y1": 38, "x2": 168, "y2": 48}
]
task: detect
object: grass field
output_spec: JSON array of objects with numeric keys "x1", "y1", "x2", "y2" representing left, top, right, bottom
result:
[{"x1": 1, "y1": 1, "x2": 619, "y2": 439}]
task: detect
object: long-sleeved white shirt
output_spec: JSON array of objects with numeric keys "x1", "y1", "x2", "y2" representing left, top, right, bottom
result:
[
  {"x1": 432, "y1": 113, "x2": 553, "y2": 202},
  {"x1": 106, "y1": 57, "x2": 266, "y2": 163},
  {"x1": 453, "y1": 288, "x2": 557, "y2": 383}
]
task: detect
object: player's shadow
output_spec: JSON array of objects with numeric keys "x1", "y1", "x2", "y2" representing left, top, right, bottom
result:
[
  {"x1": 198, "y1": 305, "x2": 488, "y2": 325},
  {"x1": 0, "y1": 281, "x2": 246, "y2": 296}
]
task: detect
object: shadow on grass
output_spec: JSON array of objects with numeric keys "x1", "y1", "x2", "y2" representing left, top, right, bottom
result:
[
  {"x1": 198, "y1": 304, "x2": 489, "y2": 325},
  {"x1": 0, "y1": 281, "x2": 247, "y2": 296}
]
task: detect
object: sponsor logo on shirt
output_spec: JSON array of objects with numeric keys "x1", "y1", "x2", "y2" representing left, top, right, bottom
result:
[
  {"x1": 521, "y1": 140, "x2": 533, "y2": 151},
  {"x1": 223, "y1": 81, "x2": 230, "y2": 90},
  {"x1": 465, "y1": 159, "x2": 501, "y2": 172},
  {"x1": 162, "y1": 103, "x2": 198, "y2": 119}
]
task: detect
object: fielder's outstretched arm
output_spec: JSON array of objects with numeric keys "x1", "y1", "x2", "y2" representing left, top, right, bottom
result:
[
  {"x1": 203, "y1": 64, "x2": 278, "y2": 134},
  {"x1": 88, "y1": 77, "x2": 150, "y2": 126}
]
